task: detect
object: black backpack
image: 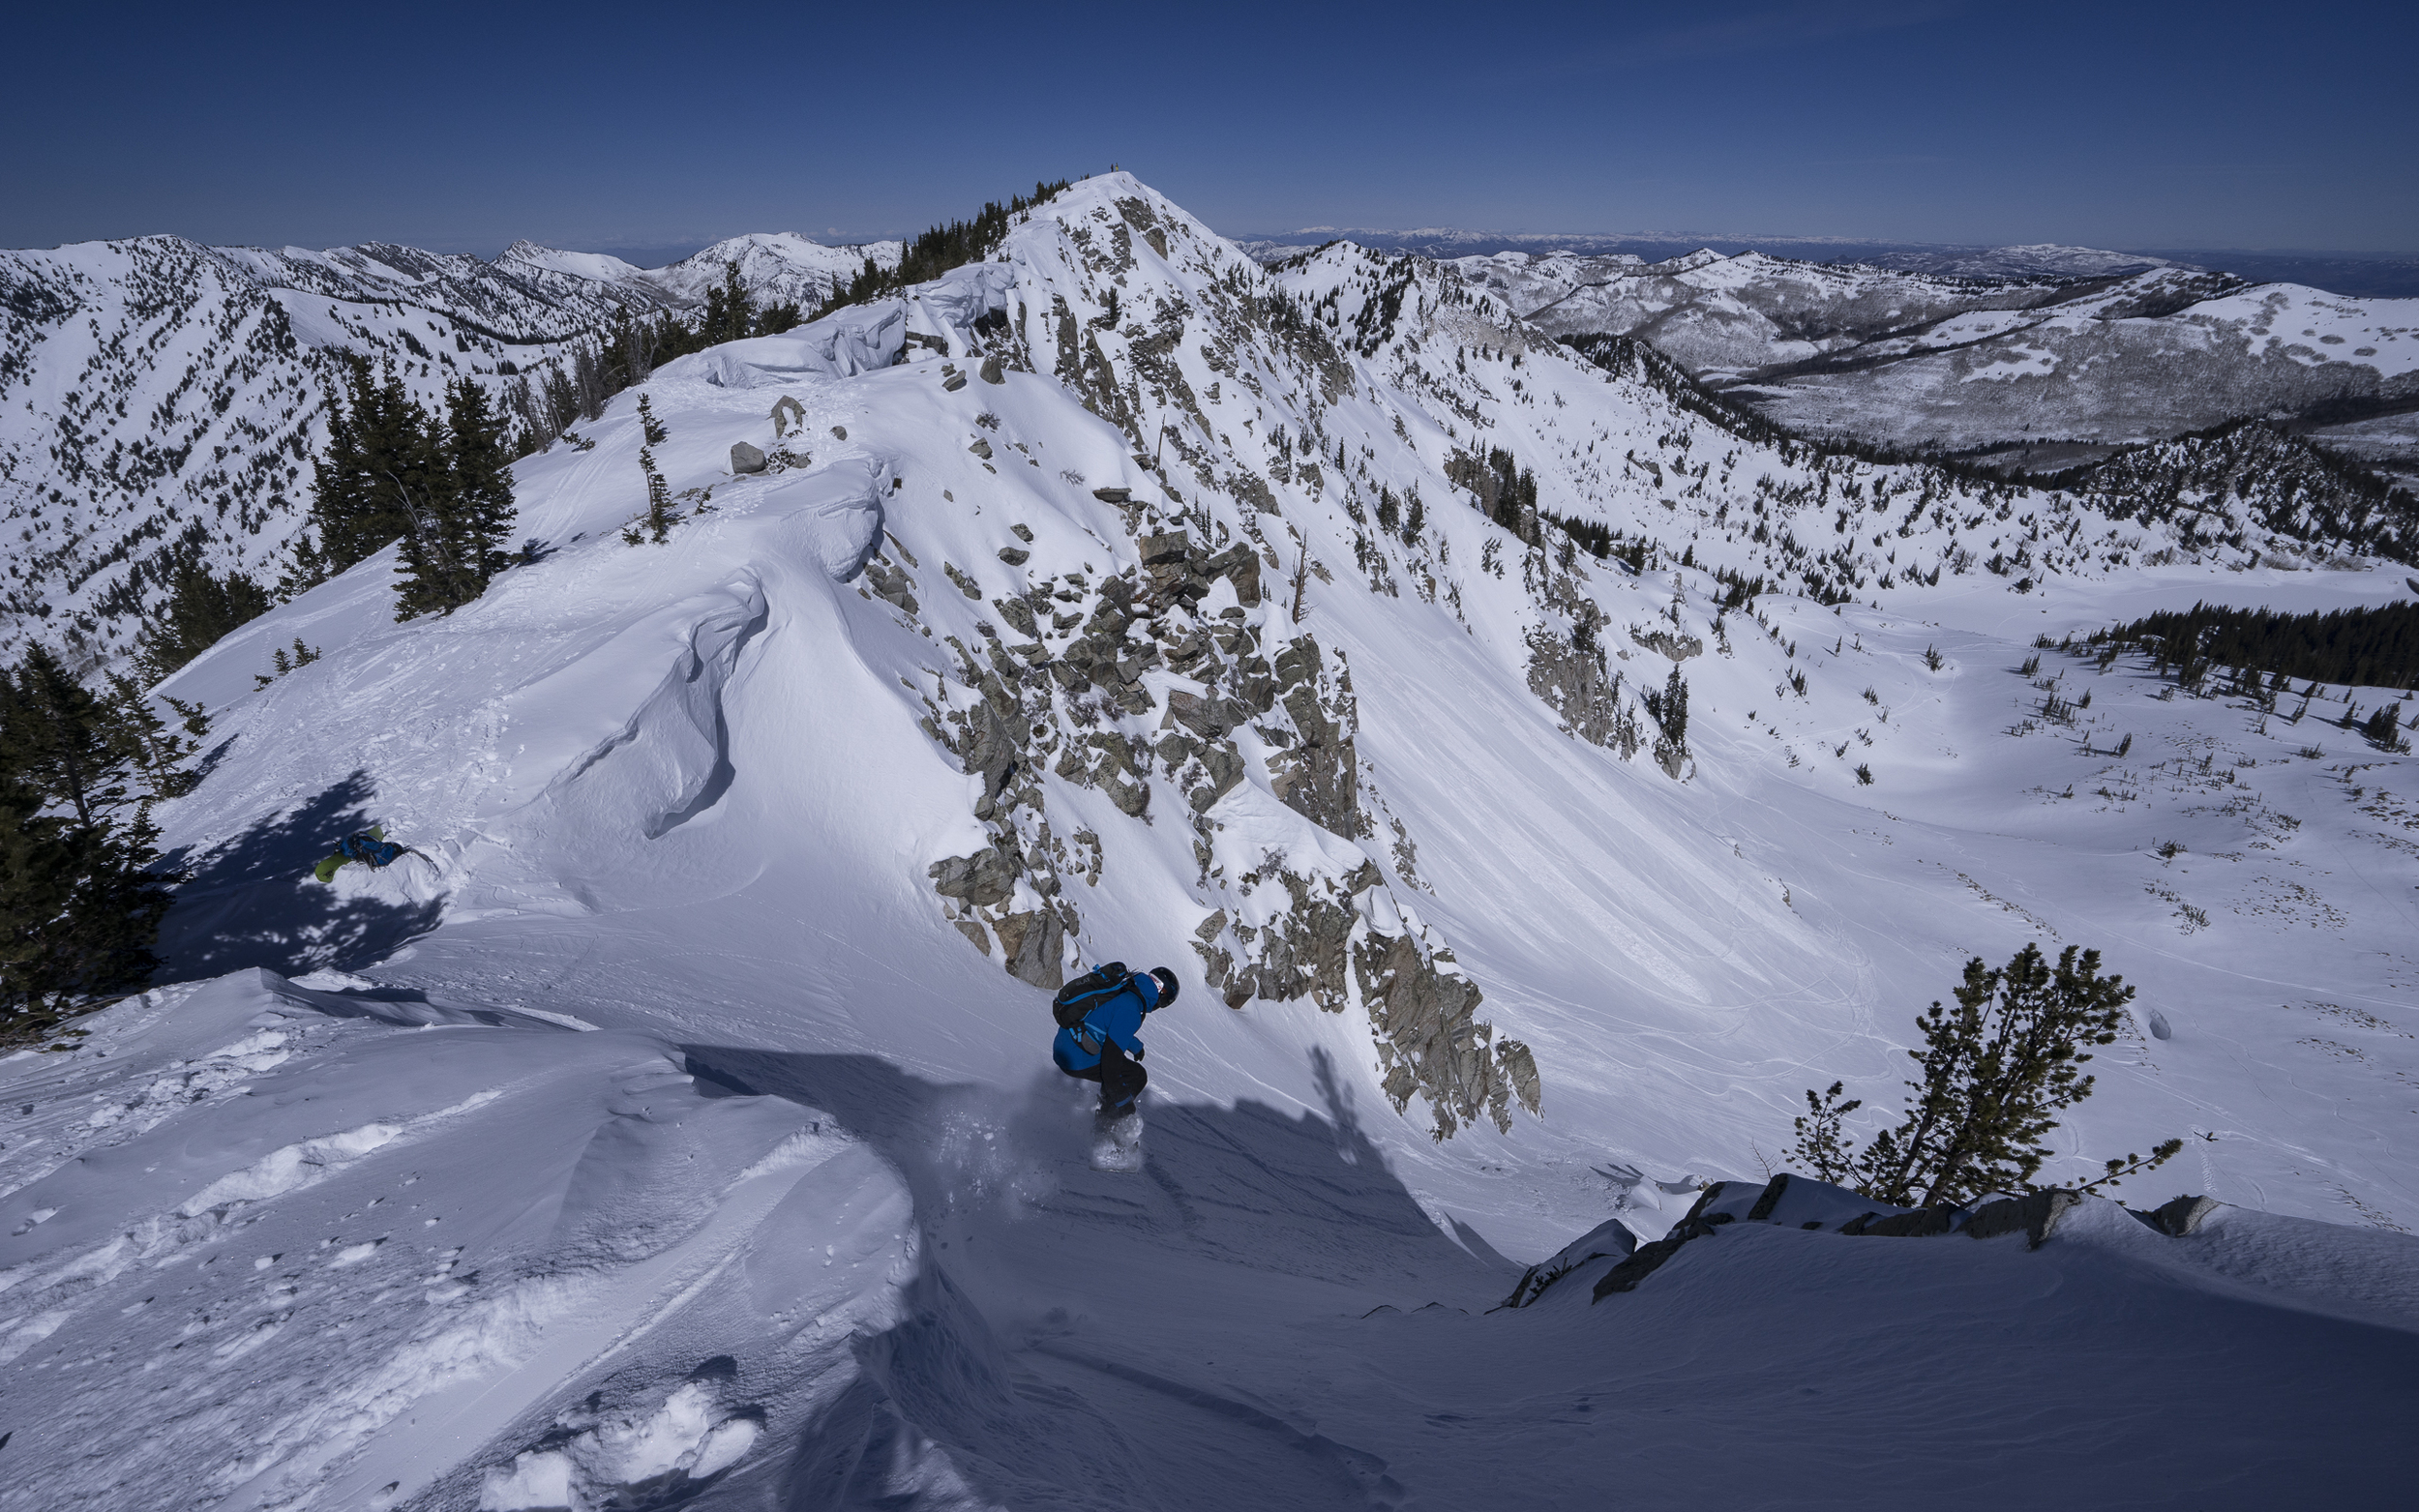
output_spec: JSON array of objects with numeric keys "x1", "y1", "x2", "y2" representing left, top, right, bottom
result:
[{"x1": 1053, "y1": 962, "x2": 1135, "y2": 1030}]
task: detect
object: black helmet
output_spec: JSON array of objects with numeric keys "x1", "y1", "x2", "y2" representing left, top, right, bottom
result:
[{"x1": 1149, "y1": 966, "x2": 1180, "y2": 1008}]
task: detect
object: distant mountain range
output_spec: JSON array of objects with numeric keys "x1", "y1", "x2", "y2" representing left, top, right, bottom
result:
[{"x1": 1234, "y1": 229, "x2": 2419, "y2": 300}]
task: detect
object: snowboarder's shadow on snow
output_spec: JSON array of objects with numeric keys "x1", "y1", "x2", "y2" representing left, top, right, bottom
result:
[
  {"x1": 154, "y1": 770, "x2": 442, "y2": 982},
  {"x1": 678, "y1": 1042, "x2": 1516, "y2": 1275},
  {"x1": 678, "y1": 1043, "x2": 1513, "y2": 1508}
]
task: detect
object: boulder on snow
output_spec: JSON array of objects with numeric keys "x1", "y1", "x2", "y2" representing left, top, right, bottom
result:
[
  {"x1": 979, "y1": 354, "x2": 1005, "y2": 384},
  {"x1": 2144, "y1": 1193, "x2": 2221, "y2": 1237},
  {"x1": 969, "y1": 439, "x2": 993, "y2": 459},
  {"x1": 928, "y1": 845, "x2": 1020, "y2": 907},
  {"x1": 769, "y1": 395, "x2": 805, "y2": 437},
  {"x1": 1961, "y1": 1189, "x2": 2082, "y2": 1248},
  {"x1": 1092, "y1": 486, "x2": 1133, "y2": 504},
  {"x1": 731, "y1": 441, "x2": 768, "y2": 474},
  {"x1": 997, "y1": 547, "x2": 1030, "y2": 566}
]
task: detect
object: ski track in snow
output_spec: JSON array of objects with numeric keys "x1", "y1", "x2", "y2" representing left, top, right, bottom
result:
[{"x1": 4, "y1": 175, "x2": 2414, "y2": 1506}]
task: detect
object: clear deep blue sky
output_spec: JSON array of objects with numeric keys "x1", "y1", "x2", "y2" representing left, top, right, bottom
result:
[{"x1": 7, "y1": 1, "x2": 2412, "y2": 259}]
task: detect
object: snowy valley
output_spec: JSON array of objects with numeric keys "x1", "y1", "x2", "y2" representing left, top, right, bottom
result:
[{"x1": 2, "y1": 175, "x2": 2415, "y2": 1507}]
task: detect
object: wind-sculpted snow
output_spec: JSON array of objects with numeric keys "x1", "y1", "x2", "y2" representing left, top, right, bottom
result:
[{"x1": 6, "y1": 174, "x2": 2416, "y2": 1505}]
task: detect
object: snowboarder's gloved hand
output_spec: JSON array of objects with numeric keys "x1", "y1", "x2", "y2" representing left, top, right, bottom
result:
[{"x1": 1131, "y1": 1045, "x2": 1144, "y2": 1062}]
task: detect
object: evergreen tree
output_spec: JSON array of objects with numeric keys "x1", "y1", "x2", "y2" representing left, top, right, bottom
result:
[
  {"x1": 0, "y1": 647, "x2": 176, "y2": 1028},
  {"x1": 638, "y1": 393, "x2": 669, "y2": 446},
  {"x1": 1791, "y1": 943, "x2": 2183, "y2": 1206},
  {"x1": 701, "y1": 262, "x2": 755, "y2": 346},
  {"x1": 133, "y1": 555, "x2": 272, "y2": 681},
  {"x1": 625, "y1": 446, "x2": 675, "y2": 545},
  {"x1": 308, "y1": 359, "x2": 439, "y2": 577},
  {"x1": 1643, "y1": 666, "x2": 1688, "y2": 746}
]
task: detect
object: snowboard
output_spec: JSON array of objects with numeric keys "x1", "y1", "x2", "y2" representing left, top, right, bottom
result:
[{"x1": 1090, "y1": 1110, "x2": 1145, "y2": 1172}]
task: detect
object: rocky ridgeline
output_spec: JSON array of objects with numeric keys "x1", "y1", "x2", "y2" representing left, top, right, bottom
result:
[
  {"x1": 886, "y1": 514, "x2": 1538, "y2": 1137},
  {"x1": 1500, "y1": 1172, "x2": 2227, "y2": 1310}
]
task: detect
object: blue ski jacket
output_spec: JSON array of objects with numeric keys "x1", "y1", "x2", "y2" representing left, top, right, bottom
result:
[{"x1": 1053, "y1": 972, "x2": 1162, "y2": 1072}]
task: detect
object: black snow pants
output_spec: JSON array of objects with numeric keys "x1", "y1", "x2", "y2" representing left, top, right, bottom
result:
[{"x1": 1065, "y1": 1040, "x2": 1147, "y2": 1117}]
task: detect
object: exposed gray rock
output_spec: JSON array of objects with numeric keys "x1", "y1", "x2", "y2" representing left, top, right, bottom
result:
[
  {"x1": 1850, "y1": 1205, "x2": 1958, "y2": 1238},
  {"x1": 993, "y1": 596, "x2": 1038, "y2": 637},
  {"x1": 1631, "y1": 628, "x2": 1704, "y2": 661},
  {"x1": 928, "y1": 844, "x2": 1021, "y2": 906},
  {"x1": 2148, "y1": 1193, "x2": 2221, "y2": 1236},
  {"x1": 1961, "y1": 1189, "x2": 2082, "y2": 1248},
  {"x1": 865, "y1": 560, "x2": 918, "y2": 615},
  {"x1": 942, "y1": 371, "x2": 969, "y2": 392},
  {"x1": 1187, "y1": 739, "x2": 1245, "y2": 812},
  {"x1": 769, "y1": 396, "x2": 805, "y2": 437},
  {"x1": 969, "y1": 438, "x2": 994, "y2": 459},
  {"x1": 1525, "y1": 621, "x2": 1637, "y2": 756},
  {"x1": 1139, "y1": 530, "x2": 1190, "y2": 565},
  {"x1": 1010, "y1": 523, "x2": 1034, "y2": 542},
  {"x1": 995, "y1": 907, "x2": 1064, "y2": 988},
  {"x1": 1165, "y1": 689, "x2": 1232, "y2": 738},
  {"x1": 944, "y1": 563, "x2": 982, "y2": 599},
  {"x1": 830, "y1": 426, "x2": 848, "y2": 440},
  {"x1": 1746, "y1": 1172, "x2": 1793, "y2": 1222},
  {"x1": 998, "y1": 547, "x2": 1030, "y2": 566},
  {"x1": 979, "y1": 354, "x2": 1005, "y2": 384},
  {"x1": 1504, "y1": 1218, "x2": 1637, "y2": 1308},
  {"x1": 1269, "y1": 674, "x2": 1359, "y2": 838},
  {"x1": 731, "y1": 441, "x2": 768, "y2": 475},
  {"x1": 1592, "y1": 1210, "x2": 1733, "y2": 1298},
  {"x1": 1092, "y1": 486, "x2": 1132, "y2": 504}
]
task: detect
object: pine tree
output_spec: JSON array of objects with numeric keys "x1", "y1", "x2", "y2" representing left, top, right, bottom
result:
[
  {"x1": 625, "y1": 446, "x2": 676, "y2": 546},
  {"x1": 1643, "y1": 666, "x2": 1688, "y2": 747},
  {"x1": 1791, "y1": 943, "x2": 2183, "y2": 1206},
  {"x1": 134, "y1": 556, "x2": 272, "y2": 681},
  {"x1": 0, "y1": 648, "x2": 176, "y2": 1027},
  {"x1": 310, "y1": 359, "x2": 446, "y2": 578},
  {"x1": 638, "y1": 393, "x2": 669, "y2": 446},
  {"x1": 386, "y1": 380, "x2": 517, "y2": 619}
]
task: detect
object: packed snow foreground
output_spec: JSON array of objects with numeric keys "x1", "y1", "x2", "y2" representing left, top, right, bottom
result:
[{"x1": 6, "y1": 176, "x2": 2415, "y2": 1507}]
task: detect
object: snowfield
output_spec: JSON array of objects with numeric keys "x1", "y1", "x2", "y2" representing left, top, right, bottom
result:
[{"x1": 4, "y1": 175, "x2": 2414, "y2": 1506}]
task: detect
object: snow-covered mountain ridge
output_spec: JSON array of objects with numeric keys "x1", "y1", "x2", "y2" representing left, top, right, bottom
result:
[
  {"x1": 4, "y1": 175, "x2": 2414, "y2": 1506},
  {"x1": 1447, "y1": 244, "x2": 2419, "y2": 466},
  {"x1": 0, "y1": 229, "x2": 900, "y2": 664}
]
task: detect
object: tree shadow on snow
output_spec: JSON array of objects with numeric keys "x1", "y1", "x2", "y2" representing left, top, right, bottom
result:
[
  {"x1": 678, "y1": 1042, "x2": 1512, "y2": 1511},
  {"x1": 153, "y1": 769, "x2": 442, "y2": 982}
]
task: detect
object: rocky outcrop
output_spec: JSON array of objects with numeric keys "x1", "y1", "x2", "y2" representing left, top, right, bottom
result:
[
  {"x1": 1503, "y1": 1218, "x2": 1638, "y2": 1308},
  {"x1": 1959, "y1": 1189, "x2": 2082, "y2": 1247},
  {"x1": 1525, "y1": 620, "x2": 1638, "y2": 756}
]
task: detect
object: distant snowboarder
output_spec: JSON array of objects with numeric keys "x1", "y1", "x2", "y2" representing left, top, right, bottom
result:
[
  {"x1": 1052, "y1": 963, "x2": 1178, "y2": 1171},
  {"x1": 312, "y1": 824, "x2": 427, "y2": 883}
]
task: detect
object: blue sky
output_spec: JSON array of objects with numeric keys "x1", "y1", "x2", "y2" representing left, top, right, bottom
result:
[{"x1": 6, "y1": 1, "x2": 2411, "y2": 258}]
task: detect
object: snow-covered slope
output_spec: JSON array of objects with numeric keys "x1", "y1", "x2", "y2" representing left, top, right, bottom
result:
[{"x1": 5, "y1": 175, "x2": 2415, "y2": 1505}]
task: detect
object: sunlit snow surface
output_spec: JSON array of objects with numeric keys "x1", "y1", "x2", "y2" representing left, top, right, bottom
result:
[{"x1": 4, "y1": 176, "x2": 2413, "y2": 1506}]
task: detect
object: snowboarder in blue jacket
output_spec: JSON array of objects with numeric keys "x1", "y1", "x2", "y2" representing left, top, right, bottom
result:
[{"x1": 1054, "y1": 965, "x2": 1178, "y2": 1124}]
